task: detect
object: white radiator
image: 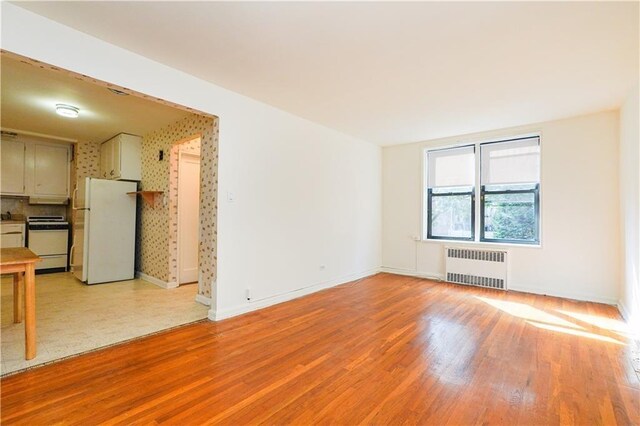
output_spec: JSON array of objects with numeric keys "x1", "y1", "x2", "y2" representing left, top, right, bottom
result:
[{"x1": 445, "y1": 247, "x2": 508, "y2": 290}]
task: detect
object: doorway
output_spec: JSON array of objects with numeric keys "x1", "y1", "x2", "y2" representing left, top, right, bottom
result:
[{"x1": 177, "y1": 151, "x2": 201, "y2": 285}]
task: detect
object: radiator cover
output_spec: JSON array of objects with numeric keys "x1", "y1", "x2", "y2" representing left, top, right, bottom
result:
[{"x1": 445, "y1": 247, "x2": 508, "y2": 290}]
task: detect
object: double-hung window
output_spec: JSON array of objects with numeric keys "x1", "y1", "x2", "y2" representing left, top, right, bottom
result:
[
  {"x1": 425, "y1": 136, "x2": 541, "y2": 245},
  {"x1": 426, "y1": 145, "x2": 475, "y2": 241}
]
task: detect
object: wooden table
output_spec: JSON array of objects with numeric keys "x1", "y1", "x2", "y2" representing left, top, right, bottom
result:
[{"x1": 0, "y1": 248, "x2": 41, "y2": 360}]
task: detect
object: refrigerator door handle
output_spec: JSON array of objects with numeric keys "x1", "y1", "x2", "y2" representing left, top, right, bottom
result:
[
  {"x1": 71, "y1": 187, "x2": 78, "y2": 210},
  {"x1": 69, "y1": 244, "x2": 77, "y2": 267}
]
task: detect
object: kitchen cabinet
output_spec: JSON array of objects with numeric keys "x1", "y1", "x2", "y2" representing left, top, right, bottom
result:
[
  {"x1": 100, "y1": 134, "x2": 141, "y2": 181},
  {"x1": 32, "y1": 144, "x2": 69, "y2": 197},
  {"x1": 0, "y1": 139, "x2": 26, "y2": 195},
  {"x1": 0, "y1": 223, "x2": 26, "y2": 248},
  {"x1": 0, "y1": 138, "x2": 70, "y2": 199}
]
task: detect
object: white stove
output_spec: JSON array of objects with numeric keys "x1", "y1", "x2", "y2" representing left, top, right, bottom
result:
[{"x1": 27, "y1": 216, "x2": 69, "y2": 272}]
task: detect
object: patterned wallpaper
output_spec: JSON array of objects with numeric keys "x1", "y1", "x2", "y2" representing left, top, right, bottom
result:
[
  {"x1": 136, "y1": 114, "x2": 218, "y2": 299},
  {"x1": 74, "y1": 142, "x2": 101, "y2": 182},
  {"x1": 69, "y1": 142, "x2": 102, "y2": 236}
]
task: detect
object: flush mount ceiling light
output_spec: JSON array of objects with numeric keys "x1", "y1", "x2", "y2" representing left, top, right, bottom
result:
[{"x1": 55, "y1": 104, "x2": 80, "y2": 118}]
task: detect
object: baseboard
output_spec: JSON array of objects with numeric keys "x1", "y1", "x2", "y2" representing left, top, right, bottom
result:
[
  {"x1": 195, "y1": 294, "x2": 211, "y2": 306},
  {"x1": 209, "y1": 268, "x2": 380, "y2": 321},
  {"x1": 380, "y1": 267, "x2": 617, "y2": 305},
  {"x1": 136, "y1": 271, "x2": 178, "y2": 289},
  {"x1": 504, "y1": 284, "x2": 618, "y2": 305},
  {"x1": 379, "y1": 266, "x2": 444, "y2": 281},
  {"x1": 617, "y1": 299, "x2": 630, "y2": 321}
]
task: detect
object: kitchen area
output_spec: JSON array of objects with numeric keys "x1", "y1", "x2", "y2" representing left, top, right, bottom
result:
[
  {"x1": 0, "y1": 53, "x2": 209, "y2": 375},
  {"x1": 1, "y1": 135, "x2": 72, "y2": 274}
]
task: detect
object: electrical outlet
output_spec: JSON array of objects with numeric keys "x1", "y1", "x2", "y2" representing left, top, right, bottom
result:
[{"x1": 227, "y1": 191, "x2": 235, "y2": 202}]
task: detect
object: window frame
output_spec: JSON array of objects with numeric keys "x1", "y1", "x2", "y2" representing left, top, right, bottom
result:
[
  {"x1": 426, "y1": 187, "x2": 475, "y2": 241},
  {"x1": 423, "y1": 134, "x2": 541, "y2": 246},
  {"x1": 425, "y1": 144, "x2": 476, "y2": 242},
  {"x1": 479, "y1": 183, "x2": 540, "y2": 245}
]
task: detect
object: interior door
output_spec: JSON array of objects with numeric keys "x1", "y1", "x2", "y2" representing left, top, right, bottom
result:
[
  {"x1": 33, "y1": 143, "x2": 69, "y2": 196},
  {"x1": 178, "y1": 152, "x2": 200, "y2": 284}
]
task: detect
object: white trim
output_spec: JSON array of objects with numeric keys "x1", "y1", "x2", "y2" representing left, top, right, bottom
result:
[
  {"x1": 420, "y1": 238, "x2": 541, "y2": 249},
  {"x1": 617, "y1": 299, "x2": 630, "y2": 321},
  {"x1": 176, "y1": 149, "x2": 201, "y2": 287},
  {"x1": 207, "y1": 309, "x2": 217, "y2": 321},
  {"x1": 195, "y1": 294, "x2": 211, "y2": 306},
  {"x1": 507, "y1": 283, "x2": 618, "y2": 305},
  {"x1": 379, "y1": 266, "x2": 444, "y2": 281},
  {"x1": 380, "y1": 267, "x2": 617, "y2": 305},
  {"x1": 208, "y1": 268, "x2": 380, "y2": 321},
  {"x1": 136, "y1": 271, "x2": 178, "y2": 289}
]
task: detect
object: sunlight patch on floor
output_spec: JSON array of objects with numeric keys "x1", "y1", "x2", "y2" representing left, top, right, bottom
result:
[
  {"x1": 475, "y1": 296, "x2": 582, "y2": 329},
  {"x1": 526, "y1": 321, "x2": 625, "y2": 345},
  {"x1": 556, "y1": 309, "x2": 631, "y2": 336}
]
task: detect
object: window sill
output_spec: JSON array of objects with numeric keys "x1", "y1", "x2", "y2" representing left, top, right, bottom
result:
[{"x1": 421, "y1": 238, "x2": 541, "y2": 249}]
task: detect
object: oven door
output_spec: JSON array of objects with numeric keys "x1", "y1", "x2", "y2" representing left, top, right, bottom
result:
[{"x1": 28, "y1": 229, "x2": 68, "y2": 256}]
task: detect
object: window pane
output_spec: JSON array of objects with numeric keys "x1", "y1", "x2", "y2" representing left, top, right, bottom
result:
[
  {"x1": 483, "y1": 192, "x2": 537, "y2": 241},
  {"x1": 432, "y1": 186, "x2": 474, "y2": 195},
  {"x1": 481, "y1": 137, "x2": 540, "y2": 185},
  {"x1": 431, "y1": 195, "x2": 472, "y2": 238},
  {"x1": 428, "y1": 146, "x2": 475, "y2": 189}
]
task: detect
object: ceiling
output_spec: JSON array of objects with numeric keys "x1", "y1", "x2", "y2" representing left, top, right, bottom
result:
[
  {"x1": 14, "y1": 2, "x2": 639, "y2": 146},
  {"x1": 0, "y1": 55, "x2": 190, "y2": 144}
]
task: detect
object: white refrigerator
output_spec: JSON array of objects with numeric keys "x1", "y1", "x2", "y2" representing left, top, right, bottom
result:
[{"x1": 72, "y1": 178, "x2": 137, "y2": 284}]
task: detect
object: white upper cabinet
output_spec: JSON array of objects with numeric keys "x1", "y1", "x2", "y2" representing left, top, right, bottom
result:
[
  {"x1": 32, "y1": 143, "x2": 70, "y2": 197},
  {"x1": 100, "y1": 134, "x2": 141, "y2": 181},
  {"x1": 1, "y1": 138, "x2": 70, "y2": 199},
  {"x1": 0, "y1": 139, "x2": 26, "y2": 195}
]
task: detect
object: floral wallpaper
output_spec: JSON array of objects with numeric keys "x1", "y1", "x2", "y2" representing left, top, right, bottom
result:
[
  {"x1": 136, "y1": 114, "x2": 218, "y2": 300},
  {"x1": 69, "y1": 141, "x2": 102, "y2": 260},
  {"x1": 74, "y1": 142, "x2": 101, "y2": 181}
]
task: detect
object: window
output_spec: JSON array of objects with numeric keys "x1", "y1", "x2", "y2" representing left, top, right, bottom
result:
[
  {"x1": 480, "y1": 137, "x2": 540, "y2": 243},
  {"x1": 426, "y1": 145, "x2": 475, "y2": 240},
  {"x1": 425, "y1": 136, "x2": 540, "y2": 245}
]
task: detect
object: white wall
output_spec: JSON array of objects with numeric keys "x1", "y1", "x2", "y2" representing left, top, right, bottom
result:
[
  {"x1": 619, "y1": 85, "x2": 640, "y2": 330},
  {"x1": 0, "y1": 4, "x2": 382, "y2": 319},
  {"x1": 383, "y1": 111, "x2": 621, "y2": 304}
]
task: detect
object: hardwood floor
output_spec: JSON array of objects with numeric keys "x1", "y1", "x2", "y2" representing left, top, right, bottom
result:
[{"x1": 1, "y1": 273, "x2": 638, "y2": 425}]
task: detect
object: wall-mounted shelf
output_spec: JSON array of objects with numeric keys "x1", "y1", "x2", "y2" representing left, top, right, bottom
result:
[{"x1": 127, "y1": 191, "x2": 163, "y2": 206}]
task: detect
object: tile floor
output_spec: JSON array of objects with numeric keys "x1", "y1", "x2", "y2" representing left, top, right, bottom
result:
[{"x1": 1, "y1": 272, "x2": 208, "y2": 375}]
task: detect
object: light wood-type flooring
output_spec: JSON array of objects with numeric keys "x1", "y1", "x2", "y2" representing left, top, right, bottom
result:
[{"x1": 1, "y1": 273, "x2": 638, "y2": 424}]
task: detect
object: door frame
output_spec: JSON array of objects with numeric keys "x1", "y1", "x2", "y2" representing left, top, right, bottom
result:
[{"x1": 176, "y1": 148, "x2": 201, "y2": 286}]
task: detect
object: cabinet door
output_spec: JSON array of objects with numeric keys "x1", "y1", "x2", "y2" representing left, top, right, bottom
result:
[
  {"x1": 100, "y1": 141, "x2": 110, "y2": 179},
  {"x1": 33, "y1": 144, "x2": 69, "y2": 196},
  {"x1": 118, "y1": 134, "x2": 141, "y2": 181},
  {"x1": 1, "y1": 233, "x2": 24, "y2": 248},
  {"x1": 111, "y1": 136, "x2": 122, "y2": 179},
  {"x1": 0, "y1": 139, "x2": 25, "y2": 195}
]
